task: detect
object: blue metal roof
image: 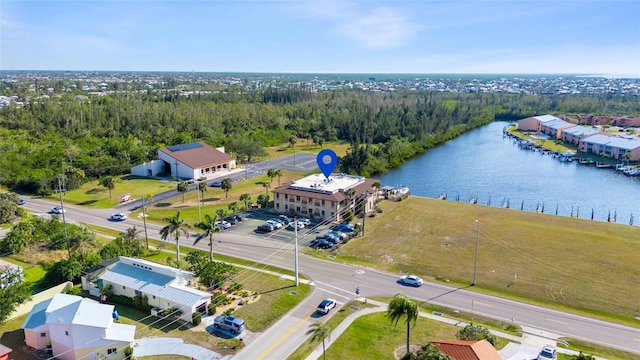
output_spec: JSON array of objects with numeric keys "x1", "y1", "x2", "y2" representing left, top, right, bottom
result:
[
  {"x1": 543, "y1": 119, "x2": 573, "y2": 130},
  {"x1": 563, "y1": 126, "x2": 599, "y2": 137},
  {"x1": 100, "y1": 263, "x2": 210, "y2": 308},
  {"x1": 22, "y1": 298, "x2": 51, "y2": 329},
  {"x1": 582, "y1": 134, "x2": 640, "y2": 150}
]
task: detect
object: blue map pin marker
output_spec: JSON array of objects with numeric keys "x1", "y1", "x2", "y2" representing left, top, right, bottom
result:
[{"x1": 317, "y1": 149, "x2": 338, "y2": 179}]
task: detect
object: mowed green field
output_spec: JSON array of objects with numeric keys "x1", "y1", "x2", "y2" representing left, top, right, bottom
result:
[{"x1": 334, "y1": 196, "x2": 640, "y2": 323}]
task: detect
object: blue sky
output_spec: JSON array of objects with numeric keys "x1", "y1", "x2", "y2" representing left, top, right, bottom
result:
[{"x1": 2, "y1": 0, "x2": 639, "y2": 75}]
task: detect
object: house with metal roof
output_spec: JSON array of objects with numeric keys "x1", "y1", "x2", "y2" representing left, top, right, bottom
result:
[
  {"x1": 130, "y1": 141, "x2": 236, "y2": 180},
  {"x1": 517, "y1": 114, "x2": 562, "y2": 132},
  {"x1": 561, "y1": 125, "x2": 599, "y2": 145},
  {"x1": 540, "y1": 118, "x2": 575, "y2": 139},
  {"x1": 578, "y1": 133, "x2": 640, "y2": 161},
  {"x1": 81, "y1": 257, "x2": 211, "y2": 324},
  {"x1": 21, "y1": 293, "x2": 135, "y2": 360},
  {"x1": 272, "y1": 173, "x2": 377, "y2": 221}
]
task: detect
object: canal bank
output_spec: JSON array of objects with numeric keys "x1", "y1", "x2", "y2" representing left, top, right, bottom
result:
[{"x1": 378, "y1": 121, "x2": 640, "y2": 225}]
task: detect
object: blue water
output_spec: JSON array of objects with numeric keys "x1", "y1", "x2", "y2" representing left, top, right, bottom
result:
[{"x1": 378, "y1": 121, "x2": 640, "y2": 224}]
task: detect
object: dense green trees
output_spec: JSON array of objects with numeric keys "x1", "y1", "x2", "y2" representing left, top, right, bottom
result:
[
  {"x1": 0, "y1": 270, "x2": 31, "y2": 323},
  {"x1": 1, "y1": 84, "x2": 637, "y2": 196}
]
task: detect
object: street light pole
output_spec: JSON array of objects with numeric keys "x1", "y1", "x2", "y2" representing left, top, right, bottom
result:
[
  {"x1": 294, "y1": 218, "x2": 299, "y2": 286},
  {"x1": 473, "y1": 219, "x2": 480, "y2": 286}
]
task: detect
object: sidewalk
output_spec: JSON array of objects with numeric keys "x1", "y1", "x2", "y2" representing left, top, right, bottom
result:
[{"x1": 303, "y1": 298, "x2": 593, "y2": 360}]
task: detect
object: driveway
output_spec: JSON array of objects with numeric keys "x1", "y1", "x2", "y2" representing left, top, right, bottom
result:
[{"x1": 133, "y1": 337, "x2": 229, "y2": 360}]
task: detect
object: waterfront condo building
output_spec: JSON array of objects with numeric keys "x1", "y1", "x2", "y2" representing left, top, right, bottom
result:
[{"x1": 272, "y1": 173, "x2": 377, "y2": 222}]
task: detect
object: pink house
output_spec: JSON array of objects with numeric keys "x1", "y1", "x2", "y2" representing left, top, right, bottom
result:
[{"x1": 517, "y1": 114, "x2": 562, "y2": 132}]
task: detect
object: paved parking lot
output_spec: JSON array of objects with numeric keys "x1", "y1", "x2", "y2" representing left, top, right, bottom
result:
[{"x1": 219, "y1": 211, "x2": 331, "y2": 247}]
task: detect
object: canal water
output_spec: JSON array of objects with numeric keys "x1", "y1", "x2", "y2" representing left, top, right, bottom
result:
[{"x1": 378, "y1": 121, "x2": 640, "y2": 225}]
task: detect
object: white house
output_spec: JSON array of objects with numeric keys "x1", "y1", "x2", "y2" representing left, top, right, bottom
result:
[
  {"x1": 22, "y1": 293, "x2": 135, "y2": 360},
  {"x1": 81, "y1": 257, "x2": 211, "y2": 323},
  {"x1": 130, "y1": 142, "x2": 236, "y2": 180}
]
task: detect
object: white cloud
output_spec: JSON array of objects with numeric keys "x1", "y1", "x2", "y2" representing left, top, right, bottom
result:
[{"x1": 300, "y1": 2, "x2": 421, "y2": 49}]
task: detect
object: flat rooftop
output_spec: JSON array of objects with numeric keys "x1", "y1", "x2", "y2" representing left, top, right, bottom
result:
[{"x1": 288, "y1": 173, "x2": 365, "y2": 195}]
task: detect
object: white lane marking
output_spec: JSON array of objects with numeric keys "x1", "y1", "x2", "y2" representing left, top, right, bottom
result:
[
  {"x1": 547, "y1": 318, "x2": 568, "y2": 325},
  {"x1": 315, "y1": 281, "x2": 358, "y2": 296},
  {"x1": 317, "y1": 287, "x2": 351, "y2": 300},
  {"x1": 474, "y1": 301, "x2": 491, "y2": 307}
]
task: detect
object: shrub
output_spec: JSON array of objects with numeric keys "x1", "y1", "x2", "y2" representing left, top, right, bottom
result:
[
  {"x1": 110, "y1": 294, "x2": 134, "y2": 308},
  {"x1": 207, "y1": 303, "x2": 217, "y2": 316},
  {"x1": 65, "y1": 285, "x2": 82, "y2": 295},
  {"x1": 192, "y1": 311, "x2": 202, "y2": 325},
  {"x1": 229, "y1": 282, "x2": 243, "y2": 292},
  {"x1": 224, "y1": 308, "x2": 234, "y2": 316},
  {"x1": 124, "y1": 346, "x2": 134, "y2": 359}
]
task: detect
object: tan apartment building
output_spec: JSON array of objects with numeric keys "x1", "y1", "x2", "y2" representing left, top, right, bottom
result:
[
  {"x1": 272, "y1": 173, "x2": 377, "y2": 222},
  {"x1": 517, "y1": 114, "x2": 561, "y2": 132}
]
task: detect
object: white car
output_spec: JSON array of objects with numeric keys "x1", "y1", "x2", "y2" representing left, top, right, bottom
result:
[
  {"x1": 215, "y1": 221, "x2": 232, "y2": 230},
  {"x1": 51, "y1": 206, "x2": 66, "y2": 214},
  {"x1": 287, "y1": 222, "x2": 305, "y2": 230},
  {"x1": 537, "y1": 345, "x2": 557, "y2": 360},
  {"x1": 266, "y1": 220, "x2": 283, "y2": 229},
  {"x1": 110, "y1": 213, "x2": 127, "y2": 221},
  {"x1": 399, "y1": 275, "x2": 424, "y2": 287},
  {"x1": 317, "y1": 298, "x2": 337, "y2": 314},
  {"x1": 298, "y1": 217, "x2": 312, "y2": 226}
]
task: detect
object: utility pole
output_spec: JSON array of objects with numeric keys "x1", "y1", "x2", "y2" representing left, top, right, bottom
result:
[
  {"x1": 58, "y1": 177, "x2": 70, "y2": 258},
  {"x1": 294, "y1": 218, "x2": 299, "y2": 286},
  {"x1": 141, "y1": 195, "x2": 149, "y2": 250},
  {"x1": 473, "y1": 220, "x2": 480, "y2": 286},
  {"x1": 197, "y1": 185, "x2": 201, "y2": 222}
]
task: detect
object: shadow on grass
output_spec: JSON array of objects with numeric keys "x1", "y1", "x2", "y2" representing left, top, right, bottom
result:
[
  {"x1": 258, "y1": 285, "x2": 296, "y2": 296},
  {"x1": 85, "y1": 188, "x2": 104, "y2": 194},
  {"x1": 202, "y1": 198, "x2": 222, "y2": 203},
  {"x1": 154, "y1": 202, "x2": 171, "y2": 208},
  {"x1": 78, "y1": 200, "x2": 98, "y2": 206}
]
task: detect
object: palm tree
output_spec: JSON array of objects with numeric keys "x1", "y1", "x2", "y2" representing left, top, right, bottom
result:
[
  {"x1": 177, "y1": 181, "x2": 189, "y2": 203},
  {"x1": 122, "y1": 226, "x2": 144, "y2": 256},
  {"x1": 344, "y1": 188, "x2": 356, "y2": 209},
  {"x1": 69, "y1": 229, "x2": 98, "y2": 262},
  {"x1": 215, "y1": 209, "x2": 227, "y2": 231},
  {"x1": 372, "y1": 181, "x2": 382, "y2": 210},
  {"x1": 239, "y1": 193, "x2": 251, "y2": 211},
  {"x1": 221, "y1": 178, "x2": 232, "y2": 198},
  {"x1": 99, "y1": 176, "x2": 115, "y2": 199},
  {"x1": 388, "y1": 293, "x2": 419, "y2": 355},
  {"x1": 306, "y1": 321, "x2": 331, "y2": 360},
  {"x1": 228, "y1": 201, "x2": 238, "y2": 215},
  {"x1": 274, "y1": 169, "x2": 283, "y2": 186},
  {"x1": 159, "y1": 211, "x2": 191, "y2": 266},
  {"x1": 198, "y1": 182, "x2": 207, "y2": 203},
  {"x1": 194, "y1": 214, "x2": 218, "y2": 261},
  {"x1": 267, "y1": 168, "x2": 277, "y2": 184}
]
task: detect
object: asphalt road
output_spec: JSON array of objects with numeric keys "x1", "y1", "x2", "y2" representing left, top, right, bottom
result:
[{"x1": 19, "y1": 198, "x2": 640, "y2": 359}]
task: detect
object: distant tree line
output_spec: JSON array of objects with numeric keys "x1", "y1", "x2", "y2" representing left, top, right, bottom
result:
[{"x1": 0, "y1": 82, "x2": 638, "y2": 194}]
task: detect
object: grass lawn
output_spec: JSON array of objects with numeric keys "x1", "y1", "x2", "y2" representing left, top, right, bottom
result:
[
  {"x1": 46, "y1": 175, "x2": 177, "y2": 209},
  {"x1": 139, "y1": 170, "x2": 303, "y2": 225},
  {"x1": 263, "y1": 140, "x2": 351, "y2": 159},
  {"x1": 319, "y1": 197, "x2": 640, "y2": 325},
  {"x1": 1, "y1": 256, "x2": 47, "y2": 293}
]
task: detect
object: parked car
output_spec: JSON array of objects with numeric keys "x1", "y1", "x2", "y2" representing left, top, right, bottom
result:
[
  {"x1": 266, "y1": 220, "x2": 283, "y2": 229},
  {"x1": 399, "y1": 275, "x2": 424, "y2": 287},
  {"x1": 317, "y1": 299, "x2": 337, "y2": 314},
  {"x1": 213, "y1": 315, "x2": 246, "y2": 334},
  {"x1": 257, "y1": 223, "x2": 274, "y2": 232},
  {"x1": 298, "y1": 217, "x2": 311, "y2": 226},
  {"x1": 328, "y1": 230, "x2": 347, "y2": 240},
  {"x1": 537, "y1": 345, "x2": 557, "y2": 360},
  {"x1": 215, "y1": 221, "x2": 232, "y2": 230},
  {"x1": 333, "y1": 223, "x2": 355, "y2": 232},
  {"x1": 318, "y1": 233, "x2": 339, "y2": 244},
  {"x1": 18, "y1": 198, "x2": 25, "y2": 205},
  {"x1": 278, "y1": 215, "x2": 293, "y2": 224},
  {"x1": 51, "y1": 206, "x2": 65, "y2": 214},
  {"x1": 310, "y1": 239, "x2": 333, "y2": 249},
  {"x1": 209, "y1": 181, "x2": 222, "y2": 187},
  {"x1": 287, "y1": 222, "x2": 305, "y2": 230},
  {"x1": 110, "y1": 213, "x2": 127, "y2": 221},
  {"x1": 224, "y1": 215, "x2": 240, "y2": 224}
]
